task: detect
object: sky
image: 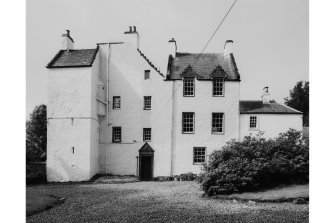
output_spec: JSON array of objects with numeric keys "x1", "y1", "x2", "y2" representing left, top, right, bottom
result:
[{"x1": 27, "y1": 0, "x2": 308, "y2": 119}]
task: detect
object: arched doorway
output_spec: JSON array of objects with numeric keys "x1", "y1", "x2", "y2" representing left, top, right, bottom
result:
[{"x1": 138, "y1": 142, "x2": 154, "y2": 181}]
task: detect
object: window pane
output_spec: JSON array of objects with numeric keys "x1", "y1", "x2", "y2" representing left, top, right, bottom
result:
[
  {"x1": 193, "y1": 147, "x2": 206, "y2": 164},
  {"x1": 250, "y1": 116, "x2": 257, "y2": 128},
  {"x1": 144, "y1": 70, "x2": 150, "y2": 80},
  {"x1": 213, "y1": 78, "x2": 224, "y2": 96},
  {"x1": 143, "y1": 128, "x2": 151, "y2": 141},
  {"x1": 212, "y1": 113, "x2": 224, "y2": 133},
  {"x1": 113, "y1": 127, "x2": 121, "y2": 142},
  {"x1": 113, "y1": 96, "x2": 121, "y2": 109},
  {"x1": 182, "y1": 112, "x2": 194, "y2": 133},
  {"x1": 144, "y1": 96, "x2": 151, "y2": 110},
  {"x1": 183, "y1": 78, "x2": 194, "y2": 96}
]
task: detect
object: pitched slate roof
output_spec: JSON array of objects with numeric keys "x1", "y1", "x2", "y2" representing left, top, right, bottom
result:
[
  {"x1": 239, "y1": 101, "x2": 302, "y2": 114},
  {"x1": 47, "y1": 47, "x2": 99, "y2": 68},
  {"x1": 166, "y1": 52, "x2": 240, "y2": 80},
  {"x1": 139, "y1": 142, "x2": 154, "y2": 153}
]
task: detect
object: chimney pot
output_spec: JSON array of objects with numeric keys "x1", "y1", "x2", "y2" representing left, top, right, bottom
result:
[{"x1": 133, "y1": 26, "x2": 136, "y2": 32}]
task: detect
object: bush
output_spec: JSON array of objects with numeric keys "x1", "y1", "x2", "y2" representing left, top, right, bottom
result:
[{"x1": 199, "y1": 129, "x2": 309, "y2": 195}]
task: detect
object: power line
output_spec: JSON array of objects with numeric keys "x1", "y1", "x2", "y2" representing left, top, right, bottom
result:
[
  {"x1": 192, "y1": 0, "x2": 238, "y2": 67},
  {"x1": 152, "y1": 0, "x2": 238, "y2": 123}
]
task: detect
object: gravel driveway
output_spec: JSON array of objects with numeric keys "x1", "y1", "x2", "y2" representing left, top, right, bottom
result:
[{"x1": 26, "y1": 181, "x2": 308, "y2": 223}]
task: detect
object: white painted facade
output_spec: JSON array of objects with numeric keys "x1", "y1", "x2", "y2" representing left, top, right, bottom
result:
[
  {"x1": 239, "y1": 114, "x2": 303, "y2": 139},
  {"x1": 47, "y1": 28, "x2": 303, "y2": 182}
]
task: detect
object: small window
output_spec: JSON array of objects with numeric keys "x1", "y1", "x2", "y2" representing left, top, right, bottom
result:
[
  {"x1": 212, "y1": 113, "x2": 224, "y2": 134},
  {"x1": 113, "y1": 96, "x2": 121, "y2": 109},
  {"x1": 183, "y1": 78, "x2": 194, "y2": 96},
  {"x1": 143, "y1": 128, "x2": 151, "y2": 141},
  {"x1": 250, "y1": 116, "x2": 257, "y2": 129},
  {"x1": 182, "y1": 112, "x2": 194, "y2": 134},
  {"x1": 144, "y1": 96, "x2": 151, "y2": 110},
  {"x1": 144, "y1": 70, "x2": 150, "y2": 80},
  {"x1": 112, "y1": 127, "x2": 121, "y2": 142},
  {"x1": 193, "y1": 147, "x2": 206, "y2": 164},
  {"x1": 213, "y1": 78, "x2": 224, "y2": 96}
]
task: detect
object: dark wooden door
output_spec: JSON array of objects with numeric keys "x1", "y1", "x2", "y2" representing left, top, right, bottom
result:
[{"x1": 140, "y1": 156, "x2": 152, "y2": 180}]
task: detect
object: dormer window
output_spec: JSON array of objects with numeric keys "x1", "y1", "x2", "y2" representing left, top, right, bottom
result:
[
  {"x1": 213, "y1": 78, "x2": 224, "y2": 96},
  {"x1": 144, "y1": 70, "x2": 150, "y2": 80},
  {"x1": 183, "y1": 77, "x2": 195, "y2": 96}
]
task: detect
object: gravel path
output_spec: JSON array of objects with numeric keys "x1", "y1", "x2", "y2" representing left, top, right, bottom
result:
[{"x1": 26, "y1": 181, "x2": 308, "y2": 223}]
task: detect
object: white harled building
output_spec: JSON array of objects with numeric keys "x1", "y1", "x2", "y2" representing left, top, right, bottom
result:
[{"x1": 46, "y1": 27, "x2": 303, "y2": 182}]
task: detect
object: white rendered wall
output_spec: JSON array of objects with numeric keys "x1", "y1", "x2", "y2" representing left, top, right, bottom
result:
[
  {"x1": 47, "y1": 64, "x2": 100, "y2": 182},
  {"x1": 171, "y1": 80, "x2": 240, "y2": 175},
  {"x1": 97, "y1": 43, "x2": 173, "y2": 177},
  {"x1": 239, "y1": 113, "x2": 303, "y2": 140}
]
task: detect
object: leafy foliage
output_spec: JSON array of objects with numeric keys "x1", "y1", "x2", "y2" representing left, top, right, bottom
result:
[
  {"x1": 26, "y1": 104, "x2": 47, "y2": 162},
  {"x1": 199, "y1": 129, "x2": 309, "y2": 195},
  {"x1": 284, "y1": 81, "x2": 309, "y2": 126}
]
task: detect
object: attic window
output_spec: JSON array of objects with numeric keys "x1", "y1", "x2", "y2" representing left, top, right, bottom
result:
[
  {"x1": 144, "y1": 70, "x2": 150, "y2": 80},
  {"x1": 183, "y1": 77, "x2": 194, "y2": 96},
  {"x1": 213, "y1": 78, "x2": 224, "y2": 96}
]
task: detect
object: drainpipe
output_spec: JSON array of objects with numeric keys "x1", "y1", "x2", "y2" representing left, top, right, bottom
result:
[
  {"x1": 105, "y1": 43, "x2": 110, "y2": 175},
  {"x1": 170, "y1": 81, "x2": 177, "y2": 176}
]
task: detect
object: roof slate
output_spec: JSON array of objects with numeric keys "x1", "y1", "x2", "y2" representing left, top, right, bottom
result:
[
  {"x1": 167, "y1": 52, "x2": 240, "y2": 80},
  {"x1": 47, "y1": 47, "x2": 99, "y2": 68},
  {"x1": 239, "y1": 101, "x2": 302, "y2": 114}
]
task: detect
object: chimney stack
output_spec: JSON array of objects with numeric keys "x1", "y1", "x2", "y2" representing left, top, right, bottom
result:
[
  {"x1": 61, "y1": 29, "x2": 74, "y2": 51},
  {"x1": 124, "y1": 25, "x2": 140, "y2": 49},
  {"x1": 168, "y1": 38, "x2": 177, "y2": 57},
  {"x1": 261, "y1": 86, "x2": 270, "y2": 104},
  {"x1": 224, "y1": 40, "x2": 233, "y2": 56}
]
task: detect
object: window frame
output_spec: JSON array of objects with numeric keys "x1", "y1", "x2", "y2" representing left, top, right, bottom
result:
[
  {"x1": 112, "y1": 127, "x2": 122, "y2": 143},
  {"x1": 143, "y1": 128, "x2": 151, "y2": 142},
  {"x1": 249, "y1": 116, "x2": 258, "y2": 130},
  {"x1": 143, "y1": 96, "x2": 152, "y2": 110},
  {"x1": 211, "y1": 113, "x2": 224, "y2": 134},
  {"x1": 113, "y1": 96, "x2": 121, "y2": 110},
  {"x1": 182, "y1": 112, "x2": 195, "y2": 134},
  {"x1": 144, "y1": 70, "x2": 150, "y2": 80},
  {"x1": 212, "y1": 78, "x2": 224, "y2": 97},
  {"x1": 183, "y1": 77, "x2": 195, "y2": 97},
  {"x1": 193, "y1": 147, "x2": 206, "y2": 165}
]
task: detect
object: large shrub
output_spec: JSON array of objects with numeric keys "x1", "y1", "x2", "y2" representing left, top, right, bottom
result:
[{"x1": 200, "y1": 129, "x2": 309, "y2": 195}]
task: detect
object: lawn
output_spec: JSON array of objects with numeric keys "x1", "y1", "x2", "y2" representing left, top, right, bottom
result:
[
  {"x1": 212, "y1": 184, "x2": 309, "y2": 202},
  {"x1": 26, "y1": 181, "x2": 308, "y2": 223}
]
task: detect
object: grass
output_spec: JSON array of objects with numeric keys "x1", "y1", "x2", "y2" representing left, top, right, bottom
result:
[
  {"x1": 26, "y1": 194, "x2": 64, "y2": 217},
  {"x1": 212, "y1": 184, "x2": 309, "y2": 202},
  {"x1": 26, "y1": 181, "x2": 308, "y2": 222}
]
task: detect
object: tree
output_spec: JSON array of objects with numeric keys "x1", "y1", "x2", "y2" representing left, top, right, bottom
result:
[
  {"x1": 284, "y1": 81, "x2": 309, "y2": 126},
  {"x1": 26, "y1": 104, "x2": 47, "y2": 162}
]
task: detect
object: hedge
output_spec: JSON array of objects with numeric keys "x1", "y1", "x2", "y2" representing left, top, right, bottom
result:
[{"x1": 199, "y1": 129, "x2": 309, "y2": 195}]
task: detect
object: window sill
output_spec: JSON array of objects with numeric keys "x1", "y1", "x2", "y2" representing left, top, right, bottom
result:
[
  {"x1": 182, "y1": 132, "x2": 195, "y2": 134},
  {"x1": 211, "y1": 132, "x2": 224, "y2": 135},
  {"x1": 193, "y1": 163, "x2": 205, "y2": 165},
  {"x1": 143, "y1": 108, "x2": 151, "y2": 110},
  {"x1": 183, "y1": 95, "x2": 195, "y2": 97},
  {"x1": 212, "y1": 95, "x2": 224, "y2": 97},
  {"x1": 113, "y1": 108, "x2": 121, "y2": 110},
  {"x1": 249, "y1": 128, "x2": 260, "y2": 131}
]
